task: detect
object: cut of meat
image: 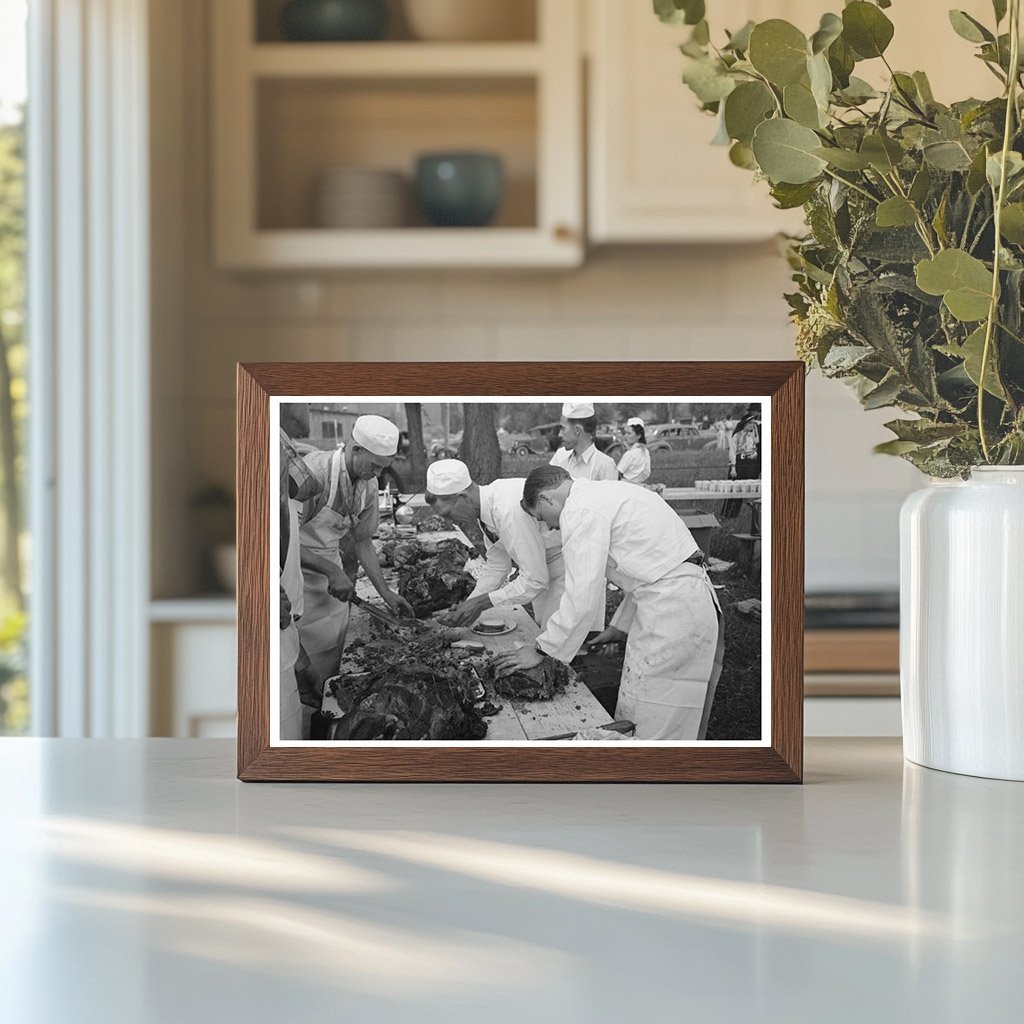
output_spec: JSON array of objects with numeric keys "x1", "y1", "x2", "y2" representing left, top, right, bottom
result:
[
  {"x1": 327, "y1": 627, "x2": 487, "y2": 741},
  {"x1": 489, "y1": 657, "x2": 570, "y2": 701},
  {"x1": 395, "y1": 539, "x2": 476, "y2": 617}
]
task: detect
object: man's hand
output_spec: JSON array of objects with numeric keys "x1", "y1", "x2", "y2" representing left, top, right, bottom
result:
[
  {"x1": 385, "y1": 591, "x2": 417, "y2": 620},
  {"x1": 280, "y1": 587, "x2": 293, "y2": 630},
  {"x1": 326, "y1": 571, "x2": 355, "y2": 602},
  {"x1": 439, "y1": 594, "x2": 492, "y2": 628},
  {"x1": 728, "y1": 465, "x2": 737, "y2": 480},
  {"x1": 493, "y1": 644, "x2": 545, "y2": 676},
  {"x1": 585, "y1": 626, "x2": 627, "y2": 653}
]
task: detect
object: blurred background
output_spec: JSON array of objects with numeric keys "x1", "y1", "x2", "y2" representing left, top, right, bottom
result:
[{"x1": 0, "y1": 0, "x2": 998, "y2": 739}]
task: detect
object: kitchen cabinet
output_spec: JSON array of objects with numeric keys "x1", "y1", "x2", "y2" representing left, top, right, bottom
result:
[
  {"x1": 211, "y1": 0, "x2": 583, "y2": 269},
  {"x1": 587, "y1": 0, "x2": 809, "y2": 243},
  {"x1": 586, "y1": 0, "x2": 999, "y2": 244}
]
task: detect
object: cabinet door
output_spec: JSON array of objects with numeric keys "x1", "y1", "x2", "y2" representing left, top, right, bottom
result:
[{"x1": 588, "y1": 0, "x2": 1001, "y2": 244}]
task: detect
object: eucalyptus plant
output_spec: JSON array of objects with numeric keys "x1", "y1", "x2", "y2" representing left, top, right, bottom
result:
[{"x1": 657, "y1": 0, "x2": 1024, "y2": 475}]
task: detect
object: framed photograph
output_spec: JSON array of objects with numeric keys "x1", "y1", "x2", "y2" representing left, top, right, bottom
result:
[{"x1": 238, "y1": 362, "x2": 803, "y2": 782}]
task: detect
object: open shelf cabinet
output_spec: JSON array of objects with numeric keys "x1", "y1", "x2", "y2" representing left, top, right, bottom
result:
[{"x1": 212, "y1": 0, "x2": 583, "y2": 268}]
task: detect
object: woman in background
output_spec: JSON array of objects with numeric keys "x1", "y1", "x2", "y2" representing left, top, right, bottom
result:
[{"x1": 617, "y1": 416, "x2": 652, "y2": 485}]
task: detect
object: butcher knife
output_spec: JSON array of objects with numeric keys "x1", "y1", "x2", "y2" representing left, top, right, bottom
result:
[
  {"x1": 538, "y1": 720, "x2": 636, "y2": 741},
  {"x1": 349, "y1": 594, "x2": 432, "y2": 633}
]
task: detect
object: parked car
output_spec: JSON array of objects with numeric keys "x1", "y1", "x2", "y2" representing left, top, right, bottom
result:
[
  {"x1": 645, "y1": 422, "x2": 709, "y2": 451},
  {"x1": 500, "y1": 431, "x2": 550, "y2": 457},
  {"x1": 526, "y1": 422, "x2": 563, "y2": 452},
  {"x1": 429, "y1": 432, "x2": 462, "y2": 460}
]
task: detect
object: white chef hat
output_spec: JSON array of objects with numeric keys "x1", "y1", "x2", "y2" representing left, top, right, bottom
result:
[
  {"x1": 351, "y1": 414, "x2": 399, "y2": 457},
  {"x1": 561, "y1": 401, "x2": 595, "y2": 419},
  {"x1": 626, "y1": 416, "x2": 644, "y2": 428},
  {"x1": 426, "y1": 459, "x2": 472, "y2": 496}
]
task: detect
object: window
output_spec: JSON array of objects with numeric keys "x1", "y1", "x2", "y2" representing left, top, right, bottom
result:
[
  {"x1": 0, "y1": 0, "x2": 27, "y2": 734},
  {"x1": 321, "y1": 421, "x2": 336, "y2": 440}
]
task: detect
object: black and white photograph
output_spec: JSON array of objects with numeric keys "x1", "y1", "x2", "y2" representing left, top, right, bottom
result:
[{"x1": 273, "y1": 396, "x2": 770, "y2": 745}]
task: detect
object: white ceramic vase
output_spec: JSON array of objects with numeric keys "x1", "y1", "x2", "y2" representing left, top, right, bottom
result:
[{"x1": 900, "y1": 467, "x2": 1024, "y2": 780}]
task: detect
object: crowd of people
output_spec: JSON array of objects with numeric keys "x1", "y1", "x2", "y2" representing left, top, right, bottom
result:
[{"x1": 278, "y1": 400, "x2": 760, "y2": 742}]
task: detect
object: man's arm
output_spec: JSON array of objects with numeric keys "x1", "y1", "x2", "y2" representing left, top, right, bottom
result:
[
  {"x1": 300, "y1": 549, "x2": 354, "y2": 601},
  {"x1": 535, "y1": 510, "x2": 612, "y2": 663},
  {"x1": 351, "y1": 504, "x2": 416, "y2": 618},
  {"x1": 484, "y1": 507, "x2": 549, "y2": 607}
]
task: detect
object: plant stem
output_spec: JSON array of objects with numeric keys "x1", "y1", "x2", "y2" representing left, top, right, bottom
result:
[
  {"x1": 822, "y1": 167, "x2": 880, "y2": 205},
  {"x1": 978, "y1": 0, "x2": 1021, "y2": 461}
]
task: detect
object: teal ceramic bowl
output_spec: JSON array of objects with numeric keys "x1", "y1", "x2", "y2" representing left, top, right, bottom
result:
[
  {"x1": 281, "y1": 0, "x2": 388, "y2": 42},
  {"x1": 415, "y1": 152, "x2": 505, "y2": 228}
]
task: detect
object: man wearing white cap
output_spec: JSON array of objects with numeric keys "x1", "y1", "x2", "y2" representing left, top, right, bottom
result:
[
  {"x1": 297, "y1": 413, "x2": 415, "y2": 684},
  {"x1": 549, "y1": 401, "x2": 618, "y2": 481},
  {"x1": 496, "y1": 465, "x2": 724, "y2": 741},
  {"x1": 424, "y1": 459, "x2": 563, "y2": 629},
  {"x1": 617, "y1": 416, "x2": 652, "y2": 485}
]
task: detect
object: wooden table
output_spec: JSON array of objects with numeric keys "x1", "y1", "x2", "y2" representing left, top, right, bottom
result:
[{"x1": 323, "y1": 584, "x2": 612, "y2": 741}]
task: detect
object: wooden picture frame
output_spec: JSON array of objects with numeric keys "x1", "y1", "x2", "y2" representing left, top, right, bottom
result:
[{"x1": 238, "y1": 362, "x2": 804, "y2": 782}]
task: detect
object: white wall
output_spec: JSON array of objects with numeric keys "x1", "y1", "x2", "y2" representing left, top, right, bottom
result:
[{"x1": 152, "y1": 0, "x2": 921, "y2": 598}]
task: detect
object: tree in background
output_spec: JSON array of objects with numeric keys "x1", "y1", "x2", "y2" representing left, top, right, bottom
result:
[
  {"x1": 0, "y1": 113, "x2": 24, "y2": 610},
  {"x1": 0, "y1": 106, "x2": 27, "y2": 734},
  {"x1": 459, "y1": 403, "x2": 501, "y2": 483},
  {"x1": 403, "y1": 403, "x2": 427, "y2": 489}
]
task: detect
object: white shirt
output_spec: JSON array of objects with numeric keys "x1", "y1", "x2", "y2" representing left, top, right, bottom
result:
[
  {"x1": 470, "y1": 478, "x2": 551, "y2": 608},
  {"x1": 616, "y1": 443, "x2": 652, "y2": 485},
  {"x1": 550, "y1": 442, "x2": 618, "y2": 481},
  {"x1": 536, "y1": 480, "x2": 699, "y2": 663}
]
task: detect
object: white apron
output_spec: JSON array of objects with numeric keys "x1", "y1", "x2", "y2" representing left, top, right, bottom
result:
[
  {"x1": 612, "y1": 560, "x2": 725, "y2": 740},
  {"x1": 534, "y1": 526, "x2": 604, "y2": 633},
  {"x1": 297, "y1": 447, "x2": 370, "y2": 683}
]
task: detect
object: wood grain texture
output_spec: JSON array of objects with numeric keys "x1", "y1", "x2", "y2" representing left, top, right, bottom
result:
[
  {"x1": 804, "y1": 629, "x2": 899, "y2": 674},
  {"x1": 237, "y1": 361, "x2": 804, "y2": 783}
]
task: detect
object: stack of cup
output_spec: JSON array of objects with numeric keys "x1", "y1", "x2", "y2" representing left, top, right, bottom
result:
[{"x1": 316, "y1": 167, "x2": 407, "y2": 229}]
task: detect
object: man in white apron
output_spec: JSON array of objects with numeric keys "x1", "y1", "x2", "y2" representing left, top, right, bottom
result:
[
  {"x1": 549, "y1": 400, "x2": 618, "y2": 481},
  {"x1": 297, "y1": 414, "x2": 414, "y2": 684},
  {"x1": 495, "y1": 466, "x2": 724, "y2": 741},
  {"x1": 422, "y1": 459, "x2": 600, "y2": 632}
]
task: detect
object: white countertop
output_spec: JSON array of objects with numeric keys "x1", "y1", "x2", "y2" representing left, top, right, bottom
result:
[{"x1": 1, "y1": 738, "x2": 1020, "y2": 1023}]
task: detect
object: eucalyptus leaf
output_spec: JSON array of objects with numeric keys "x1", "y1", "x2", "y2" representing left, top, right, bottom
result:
[
  {"x1": 837, "y1": 76, "x2": 879, "y2": 104},
  {"x1": 862, "y1": 374, "x2": 903, "y2": 409},
  {"x1": 770, "y1": 180, "x2": 820, "y2": 209},
  {"x1": 808, "y1": 52, "x2": 833, "y2": 110},
  {"x1": 724, "y1": 81, "x2": 776, "y2": 144},
  {"x1": 724, "y1": 20, "x2": 755, "y2": 53},
  {"x1": 967, "y1": 144, "x2": 991, "y2": 194},
  {"x1": 752, "y1": 118, "x2": 828, "y2": 184},
  {"x1": 729, "y1": 140, "x2": 758, "y2": 169},
  {"x1": 842, "y1": 1, "x2": 894, "y2": 59},
  {"x1": 876, "y1": 197, "x2": 918, "y2": 228},
  {"x1": 683, "y1": 57, "x2": 736, "y2": 104},
  {"x1": 993, "y1": 0, "x2": 1007, "y2": 24},
  {"x1": 874, "y1": 438, "x2": 921, "y2": 455},
  {"x1": 940, "y1": 325, "x2": 1006, "y2": 398},
  {"x1": 813, "y1": 146, "x2": 872, "y2": 170},
  {"x1": 948, "y1": 10, "x2": 994, "y2": 44},
  {"x1": 915, "y1": 249, "x2": 994, "y2": 322},
  {"x1": 653, "y1": 0, "x2": 705, "y2": 26},
  {"x1": 784, "y1": 80, "x2": 825, "y2": 129},
  {"x1": 748, "y1": 20, "x2": 809, "y2": 87},
  {"x1": 912, "y1": 71, "x2": 935, "y2": 104},
  {"x1": 923, "y1": 140, "x2": 973, "y2": 171},
  {"x1": 827, "y1": 36, "x2": 856, "y2": 89},
  {"x1": 986, "y1": 150, "x2": 1024, "y2": 191},
  {"x1": 860, "y1": 133, "x2": 904, "y2": 173},
  {"x1": 1000, "y1": 203, "x2": 1024, "y2": 245},
  {"x1": 810, "y1": 13, "x2": 843, "y2": 54},
  {"x1": 692, "y1": 19, "x2": 710, "y2": 45}
]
